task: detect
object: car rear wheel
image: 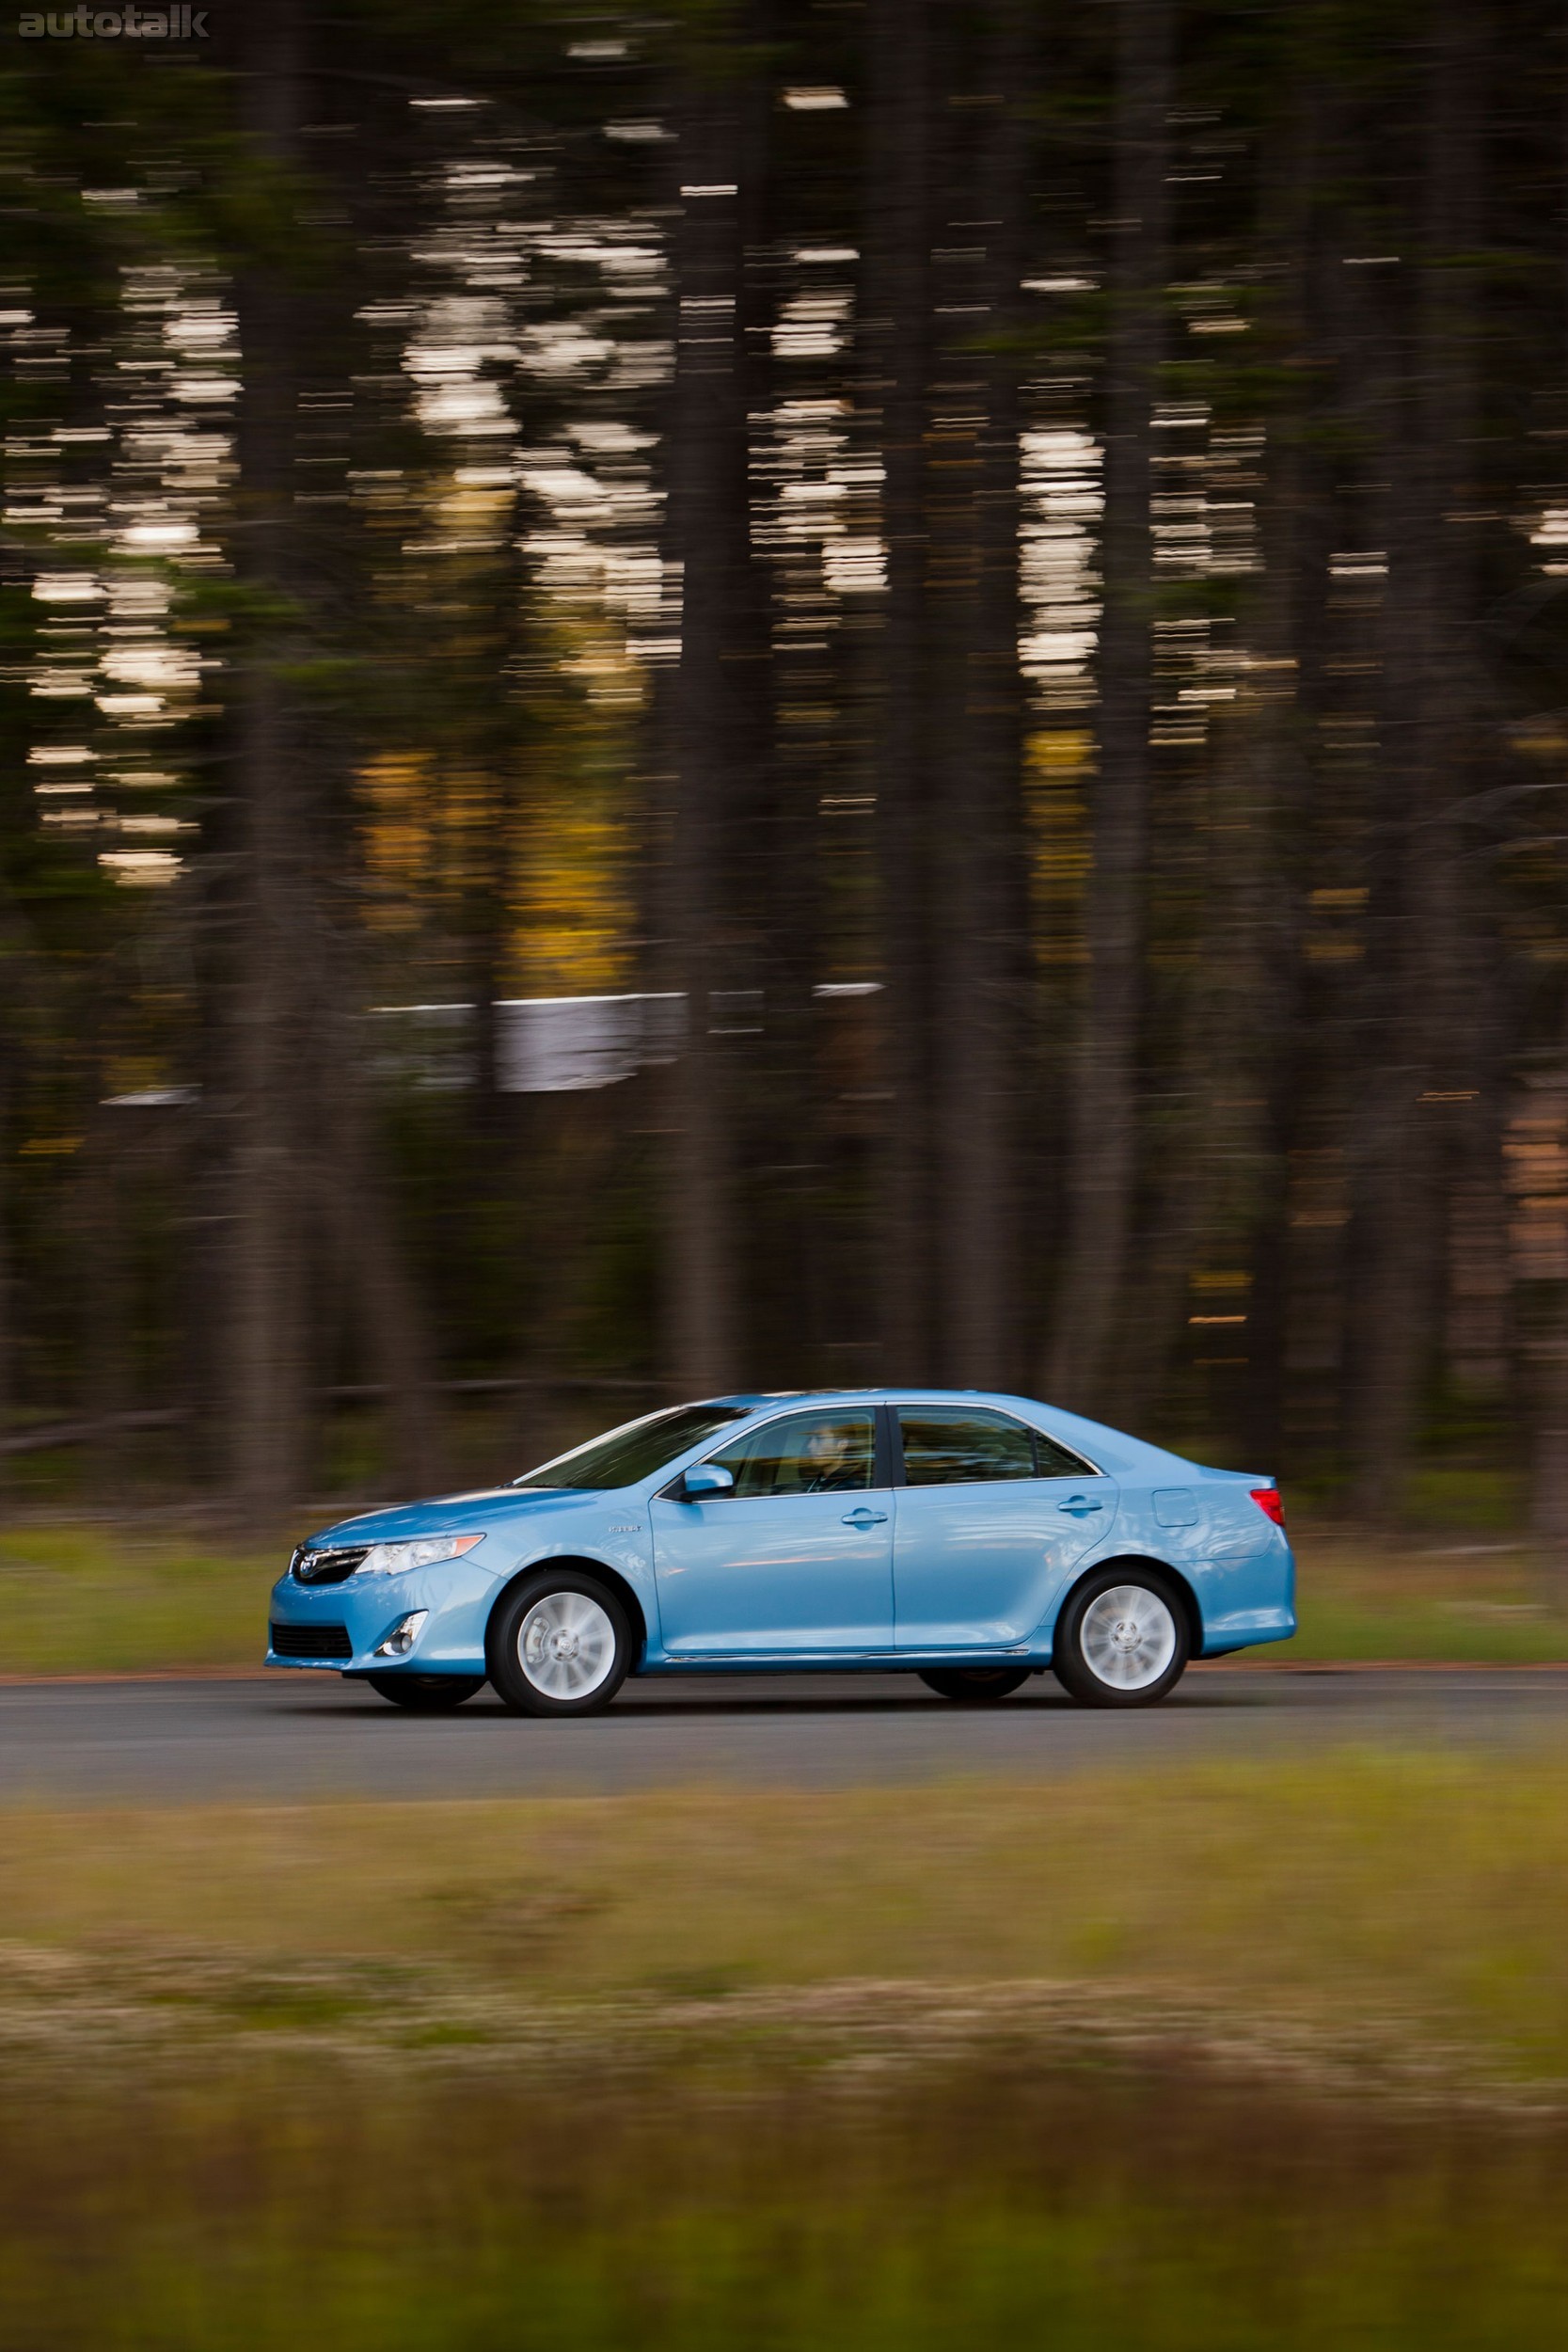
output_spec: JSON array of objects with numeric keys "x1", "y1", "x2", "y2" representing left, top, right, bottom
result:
[
  {"x1": 1052, "y1": 1568, "x2": 1188, "y2": 1708},
  {"x1": 365, "y1": 1673, "x2": 485, "y2": 1710},
  {"x1": 488, "y1": 1572, "x2": 631, "y2": 1718},
  {"x1": 918, "y1": 1666, "x2": 1032, "y2": 1703}
]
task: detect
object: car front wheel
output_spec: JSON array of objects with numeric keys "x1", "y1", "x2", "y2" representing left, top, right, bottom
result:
[
  {"x1": 488, "y1": 1572, "x2": 631, "y2": 1717},
  {"x1": 1052, "y1": 1569, "x2": 1189, "y2": 1708},
  {"x1": 918, "y1": 1666, "x2": 1032, "y2": 1703},
  {"x1": 365, "y1": 1673, "x2": 485, "y2": 1710}
]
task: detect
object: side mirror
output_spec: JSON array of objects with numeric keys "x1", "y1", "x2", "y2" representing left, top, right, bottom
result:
[{"x1": 682, "y1": 1463, "x2": 735, "y2": 1500}]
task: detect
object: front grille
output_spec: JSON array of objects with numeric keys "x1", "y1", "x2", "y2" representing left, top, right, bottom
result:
[
  {"x1": 270, "y1": 1621, "x2": 353, "y2": 1661},
  {"x1": 292, "y1": 1547, "x2": 369, "y2": 1586}
]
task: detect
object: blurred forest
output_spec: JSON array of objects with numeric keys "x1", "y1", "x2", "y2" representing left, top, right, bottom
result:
[{"x1": 2, "y1": 0, "x2": 1567, "y2": 1530}]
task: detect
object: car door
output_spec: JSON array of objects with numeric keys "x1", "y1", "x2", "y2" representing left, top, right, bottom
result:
[
  {"x1": 650, "y1": 1406, "x2": 895, "y2": 1657},
  {"x1": 891, "y1": 1404, "x2": 1117, "y2": 1651}
]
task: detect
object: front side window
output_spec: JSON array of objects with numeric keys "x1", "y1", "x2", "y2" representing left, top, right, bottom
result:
[
  {"x1": 515, "y1": 1404, "x2": 747, "y2": 1491},
  {"x1": 705, "y1": 1409, "x2": 878, "y2": 1499},
  {"x1": 898, "y1": 1406, "x2": 1090, "y2": 1486}
]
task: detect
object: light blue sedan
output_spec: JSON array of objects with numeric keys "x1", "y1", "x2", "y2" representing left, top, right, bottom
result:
[{"x1": 267, "y1": 1391, "x2": 1296, "y2": 1714}]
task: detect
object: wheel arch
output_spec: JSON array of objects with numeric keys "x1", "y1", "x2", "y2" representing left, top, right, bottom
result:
[
  {"x1": 1053, "y1": 1553, "x2": 1202, "y2": 1660},
  {"x1": 484, "y1": 1555, "x2": 649, "y2": 1677}
]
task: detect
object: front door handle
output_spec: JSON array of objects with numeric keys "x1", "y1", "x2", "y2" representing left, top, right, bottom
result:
[
  {"x1": 1057, "y1": 1497, "x2": 1103, "y2": 1517},
  {"x1": 842, "y1": 1508, "x2": 889, "y2": 1527}
]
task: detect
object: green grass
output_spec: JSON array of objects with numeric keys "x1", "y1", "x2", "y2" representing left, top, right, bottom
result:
[
  {"x1": 3, "y1": 1515, "x2": 1568, "y2": 1673},
  {"x1": 6, "y1": 1759, "x2": 1568, "y2": 2349},
  {"x1": 6, "y1": 1752, "x2": 1568, "y2": 2079},
  {"x1": 5, "y1": 2068, "x2": 1568, "y2": 2352},
  {"x1": 1284, "y1": 1530, "x2": 1568, "y2": 1661},
  {"x1": 0, "y1": 1521, "x2": 275, "y2": 1672}
]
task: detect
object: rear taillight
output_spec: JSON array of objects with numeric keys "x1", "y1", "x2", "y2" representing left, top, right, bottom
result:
[{"x1": 1250, "y1": 1487, "x2": 1286, "y2": 1528}]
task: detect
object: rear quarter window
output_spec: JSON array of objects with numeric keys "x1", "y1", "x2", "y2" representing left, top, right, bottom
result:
[{"x1": 897, "y1": 1406, "x2": 1097, "y2": 1485}]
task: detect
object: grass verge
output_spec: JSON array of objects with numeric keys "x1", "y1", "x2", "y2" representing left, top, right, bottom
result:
[
  {"x1": 0, "y1": 1518, "x2": 275, "y2": 1672},
  {"x1": 5, "y1": 1750, "x2": 1568, "y2": 2083},
  {"x1": 7, "y1": 1756, "x2": 1568, "y2": 2348},
  {"x1": 7, "y1": 2062, "x2": 1568, "y2": 2352},
  {"x1": 1284, "y1": 1530, "x2": 1568, "y2": 1662}
]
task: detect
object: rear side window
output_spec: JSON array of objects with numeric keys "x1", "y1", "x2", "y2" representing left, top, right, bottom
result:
[
  {"x1": 707, "y1": 1409, "x2": 878, "y2": 1498},
  {"x1": 897, "y1": 1406, "x2": 1094, "y2": 1485}
]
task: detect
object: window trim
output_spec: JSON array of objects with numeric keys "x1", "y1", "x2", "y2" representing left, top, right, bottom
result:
[
  {"x1": 888, "y1": 1402, "x2": 1102, "y2": 1487},
  {"x1": 658, "y1": 1402, "x2": 893, "y2": 1502}
]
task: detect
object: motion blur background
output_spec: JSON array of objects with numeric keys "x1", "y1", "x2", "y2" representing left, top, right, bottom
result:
[
  {"x1": 3, "y1": 0, "x2": 1565, "y2": 1541},
  {"x1": 14, "y1": 19, "x2": 1568, "y2": 2352}
]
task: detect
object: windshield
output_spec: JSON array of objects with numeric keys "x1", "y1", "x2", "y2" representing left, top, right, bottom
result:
[{"x1": 514, "y1": 1404, "x2": 748, "y2": 1492}]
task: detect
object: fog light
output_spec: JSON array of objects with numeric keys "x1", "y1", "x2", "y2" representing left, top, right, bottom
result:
[{"x1": 374, "y1": 1610, "x2": 428, "y2": 1659}]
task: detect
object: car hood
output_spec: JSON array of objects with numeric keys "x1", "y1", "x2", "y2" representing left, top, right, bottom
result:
[{"x1": 305, "y1": 1486, "x2": 604, "y2": 1549}]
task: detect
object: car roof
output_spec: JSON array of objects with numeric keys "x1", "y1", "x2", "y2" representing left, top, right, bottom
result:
[
  {"x1": 707, "y1": 1388, "x2": 1022, "y2": 1406},
  {"x1": 705, "y1": 1388, "x2": 1079, "y2": 1410}
]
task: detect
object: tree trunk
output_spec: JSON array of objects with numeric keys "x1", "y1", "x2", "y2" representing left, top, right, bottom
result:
[
  {"x1": 1529, "y1": 1, "x2": 1568, "y2": 1565},
  {"x1": 1236, "y1": 69, "x2": 1331, "y2": 1476},
  {"x1": 322, "y1": 1083, "x2": 441, "y2": 1500},
  {"x1": 81, "y1": 1115, "x2": 134, "y2": 1502},
  {"x1": 661, "y1": 63, "x2": 752, "y2": 1395},
  {"x1": 938, "y1": 5, "x2": 1031, "y2": 1387},
  {"x1": 1048, "y1": 0, "x2": 1172, "y2": 1412},
  {"x1": 1346, "y1": 5, "x2": 1482, "y2": 1518},
  {"x1": 1533, "y1": 1326, "x2": 1568, "y2": 1571},
  {"x1": 867, "y1": 0, "x2": 934, "y2": 1380},
  {"x1": 0, "y1": 1168, "x2": 11, "y2": 1507},
  {"x1": 229, "y1": 0, "x2": 310, "y2": 1523}
]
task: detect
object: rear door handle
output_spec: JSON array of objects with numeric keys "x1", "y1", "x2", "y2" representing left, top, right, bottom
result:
[
  {"x1": 842, "y1": 1508, "x2": 889, "y2": 1527},
  {"x1": 1057, "y1": 1497, "x2": 1103, "y2": 1517}
]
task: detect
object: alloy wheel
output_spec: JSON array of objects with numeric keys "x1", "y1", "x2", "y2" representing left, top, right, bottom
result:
[
  {"x1": 516, "y1": 1590, "x2": 618, "y2": 1703},
  {"x1": 1077, "y1": 1583, "x2": 1178, "y2": 1692}
]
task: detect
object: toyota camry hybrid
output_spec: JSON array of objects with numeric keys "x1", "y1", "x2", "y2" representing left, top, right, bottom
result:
[{"x1": 267, "y1": 1391, "x2": 1295, "y2": 1715}]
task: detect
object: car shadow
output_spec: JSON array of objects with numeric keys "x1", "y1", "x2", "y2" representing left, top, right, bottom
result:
[{"x1": 270, "y1": 1684, "x2": 1269, "y2": 1722}]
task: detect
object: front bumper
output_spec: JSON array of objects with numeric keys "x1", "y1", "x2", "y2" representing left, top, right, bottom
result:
[{"x1": 265, "y1": 1552, "x2": 498, "y2": 1676}]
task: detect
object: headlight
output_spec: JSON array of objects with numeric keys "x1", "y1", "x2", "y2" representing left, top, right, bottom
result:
[{"x1": 357, "y1": 1534, "x2": 485, "y2": 1576}]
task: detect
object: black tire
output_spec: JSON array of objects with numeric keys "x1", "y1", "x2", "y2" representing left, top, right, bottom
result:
[
  {"x1": 487, "y1": 1570, "x2": 632, "y2": 1718},
  {"x1": 1052, "y1": 1567, "x2": 1189, "y2": 1709},
  {"x1": 918, "y1": 1666, "x2": 1032, "y2": 1703},
  {"x1": 365, "y1": 1673, "x2": 485, "y2": 1710}
]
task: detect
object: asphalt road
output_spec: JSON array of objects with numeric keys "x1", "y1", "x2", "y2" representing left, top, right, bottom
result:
[{"x1": 2, "y1": 1666, "x2": 1567, "y2": 1802}]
